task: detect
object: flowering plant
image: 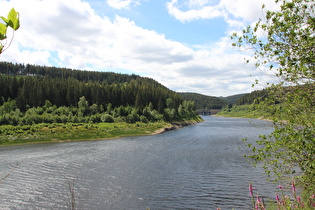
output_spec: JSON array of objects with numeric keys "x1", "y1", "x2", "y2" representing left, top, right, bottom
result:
[{"x1": 249, "y1": 181, "x2": 315, "y2": 210}]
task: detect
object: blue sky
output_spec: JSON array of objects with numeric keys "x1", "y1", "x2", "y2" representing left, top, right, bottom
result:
[
  {"x1": 96, "y1": 0, "x2": 228, "y2": 45},
  {"x1": 0, "y1": 0, "x2": 278, "y2": 96}
]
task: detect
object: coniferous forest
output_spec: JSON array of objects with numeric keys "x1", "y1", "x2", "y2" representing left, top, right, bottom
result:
[
  {"x1": 0, "y1": 62, "x2": 198, "y2": 126},
  {"x1": 179, "y1": 92, "x2": 229, "y2": 109}
]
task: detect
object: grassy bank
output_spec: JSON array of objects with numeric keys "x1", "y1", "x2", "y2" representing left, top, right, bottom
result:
[
  {"x1": 216, "y1": 105, "x2": 272, "y2": 119},
  {"x1": 0, "y1": 122, "x2": 168, "y2": 146},
  {"x1": 0, "y1": 118, "x2": 202, "y2": 146}
]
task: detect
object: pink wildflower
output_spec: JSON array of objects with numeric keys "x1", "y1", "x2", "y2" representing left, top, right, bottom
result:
[
  {"x1": 309, "y1": 195, "x2": 315, "y2": 207},
  {"x1": 249, "y1": 182, "x2": 253, "y2": 196},
  {"x1": 255, "y1": 197, "x2": 260, "y2": 209},
  {"x1": 291, "y1": 181, "x2": 296, "y2": 193},
  {"x1": 278, "y1": 185, "x2": 283, "y2": 189},
  {"x1": 257, "y1": 196, "x2": 261, "y2": 202},
  {"x1": 276, "y1": 193, "x2": 280, "y2": 202},
  {"x1": 255, "y1": 196, "x2": 265, "y2": 210}
]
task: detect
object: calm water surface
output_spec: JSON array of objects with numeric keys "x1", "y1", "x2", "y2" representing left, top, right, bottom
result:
[{"x1": 0, "y1": 116, "x2": 276, "y2": 209}]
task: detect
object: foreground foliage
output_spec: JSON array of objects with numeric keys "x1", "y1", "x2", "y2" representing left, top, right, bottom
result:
[
  {"x1": 231, "y1": 0, "x2": 315, "y2": 202},
  {"x1": 0, "y1": 8, "x2": 19, "y2": 54},
  {"x1": 249, "y1": 182, "x2": 315, "y2": 210}
]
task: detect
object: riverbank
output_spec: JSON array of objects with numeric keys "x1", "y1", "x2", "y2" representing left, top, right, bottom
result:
[
  {"x1": 215, "y1": 113, "x2": 276, "y2": 124},
  {"x1": 154, "y1": 120, "x2": 201, "y2": 134},
  {"x1": 215, "y1": 104, "x2": 277, "y2": 121},
  {"x1": 0, "y1": 118, "x2": 202, "y2": 146}
]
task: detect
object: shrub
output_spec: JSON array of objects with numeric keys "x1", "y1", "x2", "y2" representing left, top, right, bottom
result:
[{"x1": 101, "y1": 114, "x2": 114, "y2": 123}]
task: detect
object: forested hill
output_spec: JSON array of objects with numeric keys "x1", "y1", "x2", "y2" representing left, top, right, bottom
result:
[
  {"x1": 235, "y1": 89, "x2": 268, "y2": 105},
  {"x1": 179, "y1": 92, "x2": 247, "y2": 109},
  {"x1": 221, "y1": 93, "x2": 246, "y2": 105},
  {"x1": 0, "y1": 62, "x2": 183, "y2": 112},
  {"x1": 0, "y1": 62, "x2": 164, "y2": 86},
  {"x1": 179, "y1": 92, "x2": 229, "y2": 109}
]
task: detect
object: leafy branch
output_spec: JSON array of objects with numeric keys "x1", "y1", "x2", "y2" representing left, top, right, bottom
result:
[
  {"x1": 232, "y1": 0, "x2": 315, "y2": 199},
  {"x1": 0, "y1": 8, "x2": 20, "y2": 54}
]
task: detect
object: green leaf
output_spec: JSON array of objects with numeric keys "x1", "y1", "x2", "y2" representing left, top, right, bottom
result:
[
  {"x1": 0, "y1": 23, "x2": 7, "y2": 40},
  {"x1": 1, "y1": 16, "x2": 9, "y2": 25},
  {"x1": 7, "y1": 8, "x2": 20, "y2": 30}
]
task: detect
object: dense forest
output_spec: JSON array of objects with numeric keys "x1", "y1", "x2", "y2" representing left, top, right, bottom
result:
[
  {"x1": 0, "y1": 62, "x2": 198, "y2": 125},
  {"x1": 235, "y1": 89, "x2": 268, "y2": 105},
  {"x1": 179, "y1": 92, "x2": 228, "y2": 109},
  {"x1": 221, "y1": 93, "x2": 246, "y2": 105},
  {"x1": 179, "y1": 92, "x2": 244, "y2": 109}
]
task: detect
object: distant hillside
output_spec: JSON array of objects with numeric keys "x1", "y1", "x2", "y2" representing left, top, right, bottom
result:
[
  {"x1": 179, "y1": 92, "x2": 229, "y2": 109},
  {"x1": 221, "y1": 93, "x2": 246, "y2": 105},
  {"x1": 179, "y1": 92, "x2": 248, "y2": 109},
  {"x1": 235, "y1": 89, "x2": 268, "y2": 105},
  {"x1": 0, "y1": 62, "x2": 183, "y2": 112}
]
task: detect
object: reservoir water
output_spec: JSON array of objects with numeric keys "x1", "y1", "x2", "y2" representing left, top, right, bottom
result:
[{"x1": 0, "y1": 116, "x2": 276, "y2": 209}]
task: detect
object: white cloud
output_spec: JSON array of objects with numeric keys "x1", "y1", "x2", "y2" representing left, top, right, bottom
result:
[
  {"x1": 166, "y1": 0, "x2": 279, "y2": 25},
  {"x1": 220, "y1": 0, "x2": 265, "y2": 22},
  {"x1": 166, "y1": 0, "x2": 223, "y2": 23},
  {"x1": 106, "y1": 0, "x2": 140, "y2": 9},
  {"x1": 0, "y1": 0, "x2": 195, "y2": 71},
  {"x1": 163, "y1": 0, "x2": 281, "y2": 95},
  {"x1": 187, "y1": 0, "x2": 209, "y2": 8},
  {"x1": 2, "y1": 43, "x2": 51, "y2": 66},
  {"x1": 0, "y1": 0, "x2": 274, "y2": 96}
]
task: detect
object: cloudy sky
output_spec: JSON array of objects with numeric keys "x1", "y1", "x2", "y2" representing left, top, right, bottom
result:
[{"x1": 0, "y1": 0, "x2": 278, "y2": 96}]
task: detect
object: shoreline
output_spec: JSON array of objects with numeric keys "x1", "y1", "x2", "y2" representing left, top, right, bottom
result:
[
  {"x1": 152, "y1": 121, "x2": 200, "y2": 135},
  {"x1": 0, "y1": 119, "x2": 202, "y2": 147},
  {"x1": 215, "y1": 114, "x2": 277, "y2": 123}
]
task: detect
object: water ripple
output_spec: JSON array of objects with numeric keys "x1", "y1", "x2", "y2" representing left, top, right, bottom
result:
[{"x1": 0, "y1": 117, "x2": 275, "y2": 209}]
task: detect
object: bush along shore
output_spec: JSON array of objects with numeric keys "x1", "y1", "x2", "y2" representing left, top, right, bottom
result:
[
  {"x1": 0, "y1": 97, "x2": 202, "y2": 146},
  {"x1": 0, "y1": 120, "x2": 201, "y2": 146}
]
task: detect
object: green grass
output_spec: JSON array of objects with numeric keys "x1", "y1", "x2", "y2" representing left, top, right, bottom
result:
[
  {"x1": 0, "y1": 122, "x2": 172, "y2": 146},
  {"x1": 216, "y1": 105, "x2": 271, "y2": 119},
  {"x1": 0, "y1": 115, "x2": 203, "y2": 146}
]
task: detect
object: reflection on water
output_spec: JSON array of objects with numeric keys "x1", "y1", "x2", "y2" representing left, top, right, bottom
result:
[{"x1": 0, "y1": 116, "x2": 276, "y2": 209}]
